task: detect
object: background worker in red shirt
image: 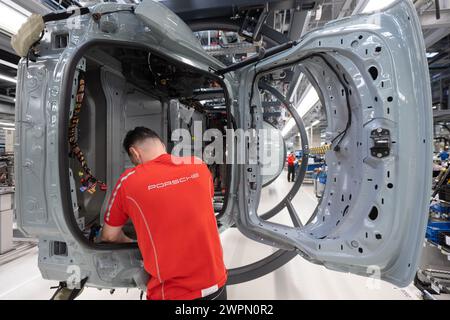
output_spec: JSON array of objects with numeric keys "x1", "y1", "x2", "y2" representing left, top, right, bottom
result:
[
  {"x1": 287, "y1": 152, "x2": 296, "y2": 182},
  {"x1": 100, "y1": 127, "x2": 228, "y2": 300}
]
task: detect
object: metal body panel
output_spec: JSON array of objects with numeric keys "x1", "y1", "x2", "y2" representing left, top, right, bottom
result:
[
  {"x1": 235, "y1": 0, "x2": 432, "y2": 286},
  {"x1": 14, "y1": 0, "x2": 431, "y2": 290},
  {"x1": 14, "y1": 0, "x2": 236, "y2": 289}
]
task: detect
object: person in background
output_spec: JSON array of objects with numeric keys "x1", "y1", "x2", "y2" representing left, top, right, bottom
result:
[{"x1": 287, "y1": 152, "x2": 295, "y2": 182}]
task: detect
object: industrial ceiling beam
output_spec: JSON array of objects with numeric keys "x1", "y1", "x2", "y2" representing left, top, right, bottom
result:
[
  {"x1": 0, "y1": 102, "x2": 14, "y2": 115},
  {"x1": 424, "y1": 28, "x2": 450, "y2": 48},
  {"x1": 287, "y1": 9, "x2": 309, "y2": 41},
  {"x1": 160, "y1": 0, "x2": 315, "y2": 22},
  {"x1": 337, "y1": 0, "x2": 354, "y2": 18},
  {"x1": 10, "y1": 0, "x2": 51, "y2": 14},
  {"x1": 0, "y1": 94, "x2": 15, "y2": 104},
  {"x1": 0, "y1": 33, "x2": 14, "y2": 55},
  {"x1": 420, "y1": 9, "x2": 450, "y2": 28}
]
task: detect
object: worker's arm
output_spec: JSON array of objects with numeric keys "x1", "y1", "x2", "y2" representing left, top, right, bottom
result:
[
  {"x1": 100, "y1": 169, "x2": 135, "y2": 243},
  {"x1": 100, "y1": 224, "x2": 134, "y2": 243}
]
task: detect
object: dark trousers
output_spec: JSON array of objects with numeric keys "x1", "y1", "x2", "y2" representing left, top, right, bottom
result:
[
  {"x1": 287, "y1": 165, "x2": 295, "y2": 182},
  {"x1": 198, "y1": 286, "x2": 227, "y2": 300}
]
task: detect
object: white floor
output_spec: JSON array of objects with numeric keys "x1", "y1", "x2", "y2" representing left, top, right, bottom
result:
[{"x1": 0, "y1": 173, "x2": 423, "y2": 300}]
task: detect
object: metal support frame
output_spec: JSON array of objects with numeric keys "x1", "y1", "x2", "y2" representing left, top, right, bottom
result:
[{"x1": 420, "y1": 9, "x2": 450, "y2": 28}]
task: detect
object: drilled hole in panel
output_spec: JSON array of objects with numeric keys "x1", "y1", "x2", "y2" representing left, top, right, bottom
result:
[
  {"x1": 343, "y1": 205, "x2": 349, "y2": 216},
  {"x1": 368, "y1": 66, "x2": 378, "y2": 80},
  {"x1": 369, "y1": 206, "x2": 378, "y2": 220}
]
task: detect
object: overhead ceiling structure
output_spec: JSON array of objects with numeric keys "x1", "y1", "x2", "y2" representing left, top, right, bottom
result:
[{"x1": 0, "y1": 0, "x2": 448, "y2": 130}]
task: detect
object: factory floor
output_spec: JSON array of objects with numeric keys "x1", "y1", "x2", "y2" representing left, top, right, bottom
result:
[{"x1": 0, "y1": 172, "x2": 422, "y2": 300}]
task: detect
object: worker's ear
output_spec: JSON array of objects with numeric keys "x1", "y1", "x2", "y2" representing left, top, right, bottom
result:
[{"x1": 128, "y1": 146, "x2": 141, "y2": 165}]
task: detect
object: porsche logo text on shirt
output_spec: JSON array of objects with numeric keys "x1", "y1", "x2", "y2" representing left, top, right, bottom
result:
[{"x1": 148, "y1": 173, "x2": 200, "y2": 190}]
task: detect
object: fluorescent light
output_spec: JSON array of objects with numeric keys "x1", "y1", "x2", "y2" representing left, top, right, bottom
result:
[
  {"x1": 361, "y1": 0, "x2": 395, "y2": 13},
  {"x1": 0, "y1": 59, "x2": 17, "y2": 69},
  {"x1": 315, "y1": 5, "x2": 322, "y2": 20},
  {"x1": 0, "y1": 74, "x2": 17, "y2": 84},
  {"x1": 426, "y1": 52, "x2": 439, "y2": 58},
  {"x1": 2, "y1": 127, "x2": 15, "y2": 131},
  {"x1": 0, "y1": 122, "x2": 15, "y2": 126},
  {"x1": 282, "y1": 85, "x2": 319, "y2": 137},
  {"x1": 297, "y1": 85, "x2": 319, "y2": 117},
  {"x1": 0, "y1": 0, "x2": 31, "y2": 35},
  {"x1": 311, "y1": 120, "x2": 320, "y2": 127},
  {"x1": 289, "y1": 73, "x2": 304, "y2": 102}
]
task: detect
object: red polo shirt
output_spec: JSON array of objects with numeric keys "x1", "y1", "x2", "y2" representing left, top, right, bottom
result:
[
  {"x1": 104, "y1": 154, "x2": 227, "y2": 300},
  {"x1": 287, "y1": 154, "x2": 295, "y2": 166}
]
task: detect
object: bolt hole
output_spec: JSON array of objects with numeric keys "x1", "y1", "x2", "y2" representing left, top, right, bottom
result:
[
  {"x1": 387, "y1": 183, "x2": 393, "y2": 189},
  {"x1": 358, "y1": 248, "x2": 363, "y2": 253},
  {"x1": 375, "y1": 233, "x2": 382, "y2": 240},
  {"x1": 368, "y1": 66, "x2": 378, "y2": 80},
  {"x1": 369, "y1": 206, "x2": 378, "y2": 220},
  {"x1": 387, "y1": 96, "x2": 393, "y2": 102}
]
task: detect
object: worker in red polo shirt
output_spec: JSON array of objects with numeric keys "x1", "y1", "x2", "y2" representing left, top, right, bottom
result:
[
  {"x1": 100, "y1": 127, "x2": 227, "y2": 300},
  {"x1": 287, "y1": 152, "x2": 296, "y2": 182}
]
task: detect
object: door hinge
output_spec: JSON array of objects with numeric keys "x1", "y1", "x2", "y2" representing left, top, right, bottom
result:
[{"x1": 370, "y1": 128, "x2": 391, "y2": 158}]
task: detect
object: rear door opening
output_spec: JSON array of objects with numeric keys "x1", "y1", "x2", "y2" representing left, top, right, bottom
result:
[{"x1": 63, "y1": 43, "x2": 232, "y2": 247}]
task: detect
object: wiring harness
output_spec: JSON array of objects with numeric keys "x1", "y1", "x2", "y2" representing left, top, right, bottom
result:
[{"x1": 68, "y1": 73, "x2": 107, "y2": 194}]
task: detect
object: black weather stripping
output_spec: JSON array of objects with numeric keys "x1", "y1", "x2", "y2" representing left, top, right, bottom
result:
[
  {"x1": 43, "y1": 7, "x2": 90, "y2": 23},
  {"x1": 215, "y1": 40, "x2": 298, "y2": 75}
]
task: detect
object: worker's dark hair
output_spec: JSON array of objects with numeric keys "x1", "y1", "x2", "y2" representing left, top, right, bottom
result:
[{"x1": 123, "y1": 127, "x2": 162, "y2": 155}]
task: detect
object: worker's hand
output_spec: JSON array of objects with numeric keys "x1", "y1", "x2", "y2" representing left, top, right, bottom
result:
[
  {"x1": 100, "y1": 224, "x2": 135, "y2": 243},
  {"x1": 11, "y1": 14, "x2": 45, "y2": 57}
]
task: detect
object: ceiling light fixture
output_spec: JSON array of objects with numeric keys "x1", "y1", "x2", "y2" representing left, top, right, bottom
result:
[
  {"x1": 0, "y1": 0, "x2": 31, "y2": 35},
  {"x1": 282, "y1": 85, "x2": 319, "y2": 137},
  {"x1": 0, "y1": 74, "x2": 17, "y2": 84}
]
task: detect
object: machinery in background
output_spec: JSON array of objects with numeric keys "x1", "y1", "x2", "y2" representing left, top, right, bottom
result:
[
  {"x1": 415, "y1": 165, "x2": 450, "y2": 299},
  {"x1": 296, "y1": 144, "x2": 328, "y2": 183},
  {"x1": 0, "y1": 128, "x2": 16, "y2": 258}
]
